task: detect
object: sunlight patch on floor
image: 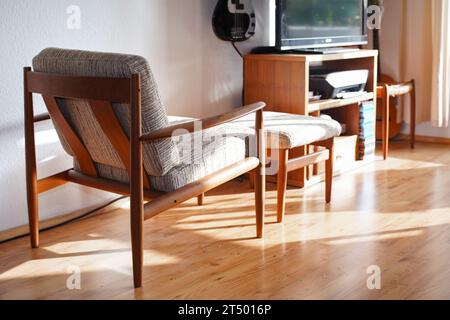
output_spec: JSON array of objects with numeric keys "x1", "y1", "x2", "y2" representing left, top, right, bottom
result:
[
  {"x1": 371, "y1": 156, "x2": 448, "y2": 170},
  {"x1": 44, "y1": 238, "x2": 127, "y2": 255},
  {"x1": 324, "y1": 229, "x2": 424, "y2": 245}
]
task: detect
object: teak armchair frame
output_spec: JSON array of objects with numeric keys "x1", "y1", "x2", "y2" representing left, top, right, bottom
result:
[{"x1": 23, "y1": 67, "x2": 266, "y2": 288}]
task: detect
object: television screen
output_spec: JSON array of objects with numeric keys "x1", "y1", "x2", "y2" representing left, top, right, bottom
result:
[{"x1": 277, "y1": 0, "x2": 368, "y2": 50}]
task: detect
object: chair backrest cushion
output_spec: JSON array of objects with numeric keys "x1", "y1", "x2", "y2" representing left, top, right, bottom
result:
[{"x1": 32, "y1": 48, "x2": 180, "y2": 177}]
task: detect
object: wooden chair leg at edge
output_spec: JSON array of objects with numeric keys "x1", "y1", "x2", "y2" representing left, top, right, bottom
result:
[
  {"x1": 255, "y1": 110, "x2": 265, "y2": 238},
  {"x1": 312, "y1": 146, "x2": 319, "y2": 176},
  {"x1": 410, "y1": 80, "x2": 416, "y2": 149},
  {"x1": 324, "y1": 138, "x2": 334, "y2": 204},
  {"x1": 382, "y1": 85, "x2": 390, "y2": 160},
  {"x1": 24, "y1": 67, "x2": 39, "y2": 249},
  {"x1": 248, "y1": 170, "x2": 255, "y2": 190},
  {"x1": 277, "y1": 149, "x2": 289, "y2": 223},
  {"x1": 130, "y1": 74, "x2": 144, "y2": 288}
]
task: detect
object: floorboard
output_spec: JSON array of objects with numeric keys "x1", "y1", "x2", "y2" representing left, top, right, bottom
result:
[{"x1": 0, "y1": 142, "x2": 449, "y2": 299}]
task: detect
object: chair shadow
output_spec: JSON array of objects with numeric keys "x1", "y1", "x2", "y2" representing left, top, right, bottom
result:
[
  {"x1": 1, "y1": 141, "x2": 449, "y2": 299},
  {"x1": 1, "y1": 220, "x2": 449, "y2": 300}
]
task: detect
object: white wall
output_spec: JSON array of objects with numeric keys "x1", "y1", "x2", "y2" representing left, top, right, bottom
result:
[
  {"x1": 0, "y1": 0, "x2": 271, "y2": 232},
  {"x1": 380, "y1": 0, "x2": 450, "y2": 138}
]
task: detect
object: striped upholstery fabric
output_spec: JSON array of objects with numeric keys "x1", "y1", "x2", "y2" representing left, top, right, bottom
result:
[
  {"x1": 387, "y1": 83, "x2": 414, "y2": 96},
  {"x1": 150, "y1": 133, "x2": 247, "y2": 193},
  {"x1": 145, "y1": 116, "x2": 250, "y2": 192},
  {"x1": 72, "y1": 121, "x2": 250, "y2": 192},
  {"x1": 231, "y1": 111, "x2": 342, "y2": 149},
  {"x1": 32, "y1": 48, "x2": 180, "y2": 177}
]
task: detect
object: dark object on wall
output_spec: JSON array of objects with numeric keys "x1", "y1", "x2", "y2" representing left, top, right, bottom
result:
[{"x1": 212, "y1": 0, "x2": 256, "y2": 42}]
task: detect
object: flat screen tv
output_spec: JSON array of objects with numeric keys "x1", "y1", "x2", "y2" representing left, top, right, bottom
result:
[{"x1": 276, "y1": 0, "x2": 368, "y2": 51}]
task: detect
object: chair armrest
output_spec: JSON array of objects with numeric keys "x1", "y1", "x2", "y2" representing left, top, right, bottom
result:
[{"x1": 140, "y1": 102, "x2": 265, "y2": 142}]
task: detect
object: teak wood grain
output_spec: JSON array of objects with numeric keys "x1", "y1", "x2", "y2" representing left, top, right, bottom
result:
[
  {"x1": 88, "y1": 99, "x2": 150, "y2": 189},
  {"x1": 141, "y1": 102, "x2": 265, "y2": 141},
  {"x1": 3, "y1": 141, "x2": 448, "y2": 300},
  {"x1": 26, "y1": 71, "x2": 131, "y2": 103},
  {"x1": 244, "y1": 50, "x2": 378, "y2": 187},
  {"x1": 42, "y1": 95, "x2": 98, "y2": 177},
  {"x1": 24, "y1": 67, "x2": 39, "y2": 248}
]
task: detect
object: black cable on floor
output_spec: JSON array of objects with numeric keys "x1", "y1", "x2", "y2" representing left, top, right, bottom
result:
[{"x1": 0, "y1": 196, "x2": 127, "y2": 245}]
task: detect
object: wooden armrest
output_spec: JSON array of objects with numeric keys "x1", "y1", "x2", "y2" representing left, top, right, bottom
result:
[
  {"x1": 140, "y1": 102, "x2": 265, "y2": 142},
  {"x1": 34, "y1": 113, "x2": 51, "y2": 123}
]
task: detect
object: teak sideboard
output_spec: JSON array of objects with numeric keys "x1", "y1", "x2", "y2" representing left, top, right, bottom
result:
[{"x1": 244, "y1": 50, "x2": 378, "y2": 187}]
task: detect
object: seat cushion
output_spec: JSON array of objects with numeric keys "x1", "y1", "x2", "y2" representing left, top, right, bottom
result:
[
  {"x1": 231, "y1": 111, "x2": 342, "y2": 149},
  {"x1": 387, "y1": 83, "x2": 414, "y2": 96},
  {"x1": 150, "y1": 126, "x2": 247, "y2": 192},
  {"x1": 32, "y1": 48, "x2": 180, "y2": 177}
]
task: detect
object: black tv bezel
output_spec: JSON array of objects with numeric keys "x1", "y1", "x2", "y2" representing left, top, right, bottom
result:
[{"x1": 275, "y1": 0, "x2": 369, "y2": 51}]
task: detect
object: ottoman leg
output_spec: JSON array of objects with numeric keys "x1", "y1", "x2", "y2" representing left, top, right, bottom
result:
[
  {"x1": 324, "y1": 138, "x2": 334, "y2": 204},
  {"x1": 277, "y1": 149, "x2": 289, "y2": 223}
]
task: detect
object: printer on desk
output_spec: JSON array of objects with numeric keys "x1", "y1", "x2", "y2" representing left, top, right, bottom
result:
[{"x1": 309, "y1": 69, "x2": 369, "y2": 100}]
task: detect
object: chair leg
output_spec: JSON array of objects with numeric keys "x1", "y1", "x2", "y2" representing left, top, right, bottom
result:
[
  {"x1": 324, "y1": 138, "x2": 334, "y2": 204},
  {"x1": 410, "y1": 80, "x2": 416, "y2": 149},
  {"x1": 255, "y1": 109, "x2": 265, "y2": 238},
  {"x1": 24, "y1": 67, "x2": 39, "y2": 248},
  {"x1": 130, "y1": 74, "x2": 144, "y2": 288},
  {"x1": 313, "y1": 146, "x2": 319, "y2": 176},
  {"x1": 26, "y1": 177, "x2": 39, "y2": 249},
  {"x1": 130, "y1": 197, "x2": 143, "y2": 288},
  {"x1": 197, "y1": 193, "x2": 205, "y2": 206},
  {"x1": 277, "y1": 149, "x2": 289, "y2": 223},
  {"x1": 382, "y1": 85, "x2": 390, "y2": 160},
  {"x1": 248, "y1": 170, "x2": 255, "y2": 190},
  {"x1": 305, "y1": 146, "x2": 311, "y2": 181}
]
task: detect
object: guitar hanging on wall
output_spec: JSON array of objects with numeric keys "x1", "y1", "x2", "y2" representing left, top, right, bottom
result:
[{"x1": 212, "y1": 0, "x2": 256, "y2": 42}]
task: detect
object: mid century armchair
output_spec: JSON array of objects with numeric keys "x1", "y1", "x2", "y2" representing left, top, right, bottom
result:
[{"x1": 24, "y1": 48, "x2": 265, "y2": 287}]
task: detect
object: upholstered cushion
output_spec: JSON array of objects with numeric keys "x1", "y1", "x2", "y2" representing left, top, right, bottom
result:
[
  {"x1": 150, "y1": 128, "x2": 247, "y2": 192},
  {"x1": 387, "y1": 83, "x2": 414, "y2": 96},
  {"x1": 32, "y1": 48, "x2": 179, "y2": 177},
  {"x1": 231, "y1": 111, "x2": 342, "y2": 149},
  {"x1": 83, "y1": 116, "x2": 250, "y2": 192}
]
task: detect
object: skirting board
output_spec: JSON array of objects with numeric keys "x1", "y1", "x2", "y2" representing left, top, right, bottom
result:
[
  {"x1": 0, "y1": 197, "x2": 127, "y2": 243},
  {"x1": 397, "y1": 134, "x2": 450, "y2": 145}
]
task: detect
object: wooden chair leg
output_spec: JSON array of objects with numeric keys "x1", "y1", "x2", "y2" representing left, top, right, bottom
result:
[
  {"x1": 24, "y1": 67, "x2": 39, "y2": 248},
  {"x1": 248, "y1": 170, "x2": 255, "y2": 190},
  {"x1": 410, "y1": 80, "x2": 416, "y2": 149},
  {"x1": 130, "y1": 74, "x2": 144, "y2": 288},
  {"x1": 277, "y1": 149, "x2": 289, "y2": 223},
  {"x1": 255, "y1": 110, "x2": 265, "y2": 238},
  {"x1": 197, "y1": 193, "x2": 205, "y2": 206},
  {"x1": 310, "y1": 110, "x2": 321, "y2": 177},
  {"x1": 313, "y1": 146, "x2": 319, "y2": 176},
  {"x1": 324, "y1": 138, "x2": 334, "y2": 204},
  {"x1": 382, "y1": 85, "x2": 390, "y2": 160}
]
